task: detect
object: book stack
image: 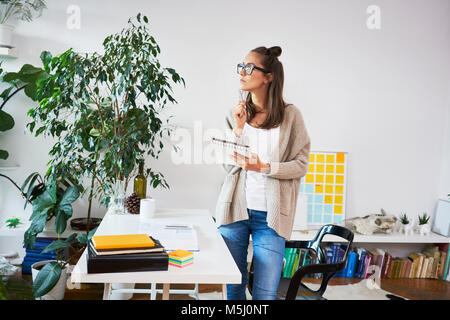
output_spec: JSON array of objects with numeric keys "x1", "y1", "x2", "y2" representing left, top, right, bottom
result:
[
  {"x1": 168, "y1": 249, "x2": 194, "y2": 268},
  {"x1": 21, "y1": 237, "x2": 58, "y2": 275},
  {"x1": 87, "y1": 234, "x2": 168, "y2": 274}
]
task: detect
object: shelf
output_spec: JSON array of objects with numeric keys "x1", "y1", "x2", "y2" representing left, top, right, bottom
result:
[
  {"x1": 0, "y1": 47, "x2": 18, "y2": 58},
  {"x1": 290, "y1": 230, "x2": 450, "y2": 244}
]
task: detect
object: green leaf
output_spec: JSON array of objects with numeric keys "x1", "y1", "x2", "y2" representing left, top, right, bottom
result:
[
  {"x1": 0, "y1": 149, "x2": 8, "y2": 160},
  {"x1": 59, "y1": 186, "x2": 80, "y2": 206},
  {"x1": 40, "y1": 51, "x2": 52, "y2": 69},
  {"x1": 89, "y1": 128, "x2": 100, "y2": 137},
  {"x1": 41, "y1": 237, "x2": 74, "y2": 254},
  {"x1": 54, "y1": 211, "x2": 68, "y2": 234},
  {"x1": 0, "y1": 110, "x2": 15, "y2": 131},
  {"x1": 32, "y1": 261, "x2": 62, "y2": 297}
]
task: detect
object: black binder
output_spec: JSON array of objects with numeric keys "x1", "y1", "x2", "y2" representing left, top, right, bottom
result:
[{"x1": 87, "y1": 238, "x2": 169, "y2": 274}]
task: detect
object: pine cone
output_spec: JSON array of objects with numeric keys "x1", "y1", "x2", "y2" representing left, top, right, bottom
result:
[{"x1": 126, "y1": 192, "x2": 141, "y2": 214}]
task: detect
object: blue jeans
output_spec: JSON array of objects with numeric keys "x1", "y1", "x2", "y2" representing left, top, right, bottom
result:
[{"x1": 219, "y1": 209, "x2": 285, "y2": 300}]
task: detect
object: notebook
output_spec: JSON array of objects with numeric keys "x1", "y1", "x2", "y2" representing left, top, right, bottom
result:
[
  {"x1": 212, "y1": 137, "x2": 252, "y2": 165},
  {"x1": 91, "y1": 234, "x2": 155, "y2": 250}
]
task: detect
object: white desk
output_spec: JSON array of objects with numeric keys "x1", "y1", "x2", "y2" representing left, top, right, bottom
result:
[{"x1": 71, "y1": 208, "x2": 241, "y2": 300}]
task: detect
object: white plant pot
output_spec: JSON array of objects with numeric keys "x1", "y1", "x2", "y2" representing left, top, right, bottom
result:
[
  {"x1": 418, "y1": 223, "x2": 431, "y2": 236},
  {"x1": 400, "y1": 222, "x2": 414, "y2": 236},
  {"x1": 110, "y1": 283, "x2": 135, "y2": 300},
  {"x1": 0, "y1": 24, "x2": 14, "y2": 48},
  {"x1": 31, "y1": 260, "x2": 69, "y2": 300}
]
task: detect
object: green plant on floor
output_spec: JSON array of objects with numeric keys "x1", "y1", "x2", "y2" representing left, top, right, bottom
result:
[
  {"x1": 21, "y1": 171, "x2": 99, "y2": 298},
  {"x1": 0, "y1": 0, "x2": 47, "y2": 24},
  {"x1": 26, "y1": 13, "x2": 185, "y2": 217},
  {"x1": 418, "y1": 212, "x2": 430, "y2": 225},
  {"x1": 5, "y1": 217, "x2": 21, "y2": 228},
  {"x1": 399, "y1": 213, "x2": 409, "y2": 225}
]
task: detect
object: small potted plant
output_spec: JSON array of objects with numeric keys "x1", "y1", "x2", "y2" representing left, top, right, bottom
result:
[
  {"x1": 0, "y1": 0, "x2": 47, "y2": 48},
  {"x1": 417, "y1": 212, "x2": 431, "y2": 236},
  {"x1": 5, "y1": 217, "x2": 21, "y2": 228},
  {"x1": 399, "y1": 212, "x2": 414, "y2": 235}
]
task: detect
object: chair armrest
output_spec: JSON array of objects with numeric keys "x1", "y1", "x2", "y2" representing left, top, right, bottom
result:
[{"x1": 285, "y1": 262, "x2": 345, "y2": 300}]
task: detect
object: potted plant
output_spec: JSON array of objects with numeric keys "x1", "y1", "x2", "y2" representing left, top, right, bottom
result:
[
  {"x1": 5, "y1": 217, "x2": 21, "y2": 228},
  {"x1": 417, "y1": 212, "x2": 431, "y2": 236},
  {"x1": 26, "y1": 13, "x2": 185, "y2": 220},
  {"x1": 21, "y1": 172, "x2": 99, "y2": 299},
  {"x1": 399, "y1": 212, "x2": 414, "y2": 235},
  {"x1": 0, "y1": 0, "x2": 46, "y2": 48}
]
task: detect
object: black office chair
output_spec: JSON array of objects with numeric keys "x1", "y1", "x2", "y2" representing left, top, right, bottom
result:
[{"x1": 248, "y1": 224, "x2": 354, "y2": 300}]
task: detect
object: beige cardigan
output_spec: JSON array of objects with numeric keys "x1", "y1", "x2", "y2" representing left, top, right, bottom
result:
[{"x1": 215, "y1": 104, "x2": 311, "y2": 239}]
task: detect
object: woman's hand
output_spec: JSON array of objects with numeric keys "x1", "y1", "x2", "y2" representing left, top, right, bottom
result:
[
  {"x1": 232, "y1": 101, "x2": 247, "y2": 136},
  {"x1": 229, "y1": 152, "x2": 270, "y2": 173}
]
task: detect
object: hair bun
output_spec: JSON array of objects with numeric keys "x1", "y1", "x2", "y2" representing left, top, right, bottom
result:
[{"x1": 268, "y1": 46, "x2": 282, "y2": 58}]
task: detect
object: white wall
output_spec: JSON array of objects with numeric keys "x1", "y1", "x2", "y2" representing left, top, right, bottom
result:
[{"x1": 0, "y1": 0, "x2": 449, "y2": 229}]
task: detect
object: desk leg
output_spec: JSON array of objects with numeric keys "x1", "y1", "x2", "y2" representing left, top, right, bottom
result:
[
  {"x1": 162, "y1": 283, "x2": 170, "y2": 300},
  {"x1": 222, "y1": 284, "x2": 227, "y2": 300},
  {"x1": 103, "y1": 283, "x2": 111, "y2": 300}
]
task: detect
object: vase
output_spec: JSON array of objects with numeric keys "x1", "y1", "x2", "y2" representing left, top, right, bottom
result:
[{"x1": 108, "y1": 180, "x2": 126, "y2": 215}]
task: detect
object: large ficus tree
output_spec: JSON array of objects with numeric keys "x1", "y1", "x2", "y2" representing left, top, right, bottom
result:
[{"x1": 27, "y1": 13, "x2": 185, "y2": 208}]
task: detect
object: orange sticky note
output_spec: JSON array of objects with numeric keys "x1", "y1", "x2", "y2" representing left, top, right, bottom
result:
[{"x1": 336, "y1": 153, "x2": 345, "y2": 163}]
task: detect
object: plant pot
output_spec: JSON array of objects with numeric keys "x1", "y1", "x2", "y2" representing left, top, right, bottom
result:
[
  {"x1": 70, "y1": 217, "x2": 102, "y2": 231},
  {"x1": 417, "y1": 223, "x2": 431, "y2": 236},
  {"x1": 31, "y1": 260, "x2": 69, "y2": 300},
  {"x1": 400, "y1": 222, "x2": 414, "y2": 236},
  {"x1": 0, "y1": 24, "x2": 14, "y2": 48}
]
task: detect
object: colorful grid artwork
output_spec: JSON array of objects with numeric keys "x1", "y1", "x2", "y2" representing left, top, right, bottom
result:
[{"x1": 299, "y1": 151, "x2": 348, "y2": 227}]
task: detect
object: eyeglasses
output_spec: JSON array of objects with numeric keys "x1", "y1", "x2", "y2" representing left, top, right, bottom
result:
[{"x1": 237, "y1": 62, "x2": 271, "y2": 76}]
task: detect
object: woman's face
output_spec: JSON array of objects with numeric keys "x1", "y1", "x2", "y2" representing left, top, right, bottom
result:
[{"x1": 239, "y1": 52, "x2": 272, "y2": 92}]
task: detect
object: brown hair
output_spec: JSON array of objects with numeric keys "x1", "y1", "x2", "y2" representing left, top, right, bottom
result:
[{"x1": 246, "y1": 46, "x2": 288, "y2": 129}]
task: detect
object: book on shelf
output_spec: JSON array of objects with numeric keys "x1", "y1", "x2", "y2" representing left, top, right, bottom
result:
[{"x1": 279, "y1": 241, "x2": 450, "y2": 281}]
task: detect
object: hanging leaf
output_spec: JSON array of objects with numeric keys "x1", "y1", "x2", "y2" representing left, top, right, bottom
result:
[{"x1": 32, "y1": 261, "x2": 62, "y2": 298}]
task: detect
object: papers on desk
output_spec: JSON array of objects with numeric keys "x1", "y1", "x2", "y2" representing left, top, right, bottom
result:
[{"x1": 138, "y1": 222, "x2": 199, "y2": 252}]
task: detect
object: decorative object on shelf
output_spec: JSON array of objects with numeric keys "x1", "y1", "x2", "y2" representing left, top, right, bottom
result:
[
  {"x1": 0, "y1": 0, "x2": 47, "y2": 48},
  {"x1": 5, "y1": 217, "x2": 21, "y2": 228},
  {"x1": 26, "y1": 13, "x2": 185, "y2": 216},
  {"x1": 133, "y1": 159, "x2": 147, "y2": 200},
  {"x1": 126, "y1": 192, "x2": 141, "y2": 214},
  {"x1": 417, "y1": 212, "x2": 431, "y2": 236},
  {"x1": 432, "y1": 199, "x2": 450, "y2": 237},
  {"x1": 399, "y1": 212, "x2": 414, "y2": 236},
  {"x1": 344, "y1": 208, "x2": 397, "y2": 235}
]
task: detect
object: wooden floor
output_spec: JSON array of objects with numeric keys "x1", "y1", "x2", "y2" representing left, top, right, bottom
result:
[{"x1": 11, "y1": 275, "x2": 448, "y2": 300}]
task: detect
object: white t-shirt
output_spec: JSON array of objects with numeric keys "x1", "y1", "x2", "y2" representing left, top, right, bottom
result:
[{"x1": 242, "y1": 122, "x2": 280, "y2": 212}]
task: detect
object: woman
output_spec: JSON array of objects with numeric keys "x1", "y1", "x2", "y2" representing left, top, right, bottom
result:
[{"x1": 215, "y1": 46, "x2": 311, "y2": 300}]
